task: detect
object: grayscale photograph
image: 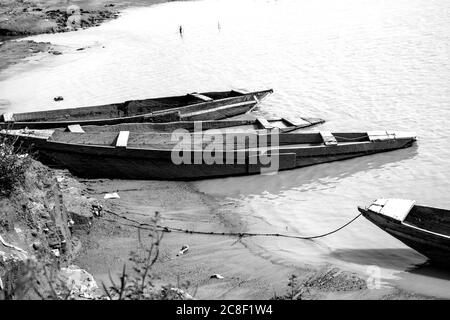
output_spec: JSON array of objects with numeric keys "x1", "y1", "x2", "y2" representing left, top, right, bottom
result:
[{"x1": 0, "y1": 0, "x2": 449, "y2": 305}]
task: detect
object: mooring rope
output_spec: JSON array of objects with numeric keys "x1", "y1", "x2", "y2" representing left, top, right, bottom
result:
[{"x1": 103, "y1": 209, "x2": 362, "y2": 240}]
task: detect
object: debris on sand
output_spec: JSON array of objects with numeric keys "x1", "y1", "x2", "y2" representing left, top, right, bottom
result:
[
  {"x1": 92, "y1": 204, "x2": 103, "y2": 217},
  {"x1": 210, "y1": 274, "x2": 224, "y2": 279},
  {"x1": 104, "y1": 192, "x2": 120, "y2": 200},
  {"x1": 176, "y1": 244, "x2": 189, "y2": 256},
  {"x1": 53, "y1": 96, "x2": 64, "y2": 102},
  {"x1": 51, "y1": 248, "x2": 60, "y2": 257},
  {"x1": 169, "y1": 287, "x2": 194, "y2": 300},
  {"x1": 49, "y1": 49, "x2": 62, "y2": 55},
  {"x1": 60, "y1": 265, "x2": 99, "y2": 299}
]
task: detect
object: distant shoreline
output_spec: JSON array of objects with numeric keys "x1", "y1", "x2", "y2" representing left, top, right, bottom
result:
[{"x1": 0, "y1": 0, "x2": 172, "y2": 71}]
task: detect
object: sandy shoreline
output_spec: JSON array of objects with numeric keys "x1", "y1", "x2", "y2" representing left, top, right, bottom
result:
[
  {"x1": 0, "y1": 0, "x2": 173, "y2": 71},
  {"x1": 0, "y1": 158, "x2": 432, "y2": 299},
  {"x1": 71, "y1": 179, "x2": 433, "y2": 299}
]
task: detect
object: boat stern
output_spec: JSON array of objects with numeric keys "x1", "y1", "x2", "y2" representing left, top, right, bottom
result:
[
  {"x1": 392, "y1": 131, "x2": 417, "y2": 144},
  {"x1": 367, "y1": 131, "x2": 417, "y2": 150},
  {"x1": 252, "y1": 89, "x2": 274, "y2": 102}
]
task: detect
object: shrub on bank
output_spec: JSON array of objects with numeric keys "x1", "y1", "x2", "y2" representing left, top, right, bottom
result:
[
  {"x1": 102, "y1": 213, "x2": 195, "y2": 300},
  {"x1": 0, "y1": 135, "x2": 32, "y2": 197}
]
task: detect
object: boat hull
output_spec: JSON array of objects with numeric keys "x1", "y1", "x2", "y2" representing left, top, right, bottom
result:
[
  {"x1": 359, "y1": 207, "x2": 450, "y2": 266},
  {"x1": 0, "y1": 89, "x2": 273, "y2": 129},
  {"x1": 33, "y1": 136, "x2": 415, "y2": 180}
]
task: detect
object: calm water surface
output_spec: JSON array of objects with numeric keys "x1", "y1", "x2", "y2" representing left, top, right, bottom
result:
[{"x1": 1, "y1": 0, "x2": 449, "y2": 297}]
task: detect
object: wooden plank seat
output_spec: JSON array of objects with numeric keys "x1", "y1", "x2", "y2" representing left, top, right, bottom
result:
[
  {"x1": 232, "y1": 89, "x2": 251, "y2": 95},
  {"x1": 320, "y1": 131, "x2": 338, "y2": 146},
  {"x1": 2, "y1": 113, "x2": 14, "y2": 122},
  {"x1": 283, "y1": 117, "x2": 312, "y2": 127},
  {"x1": 256, "y1": 117, "x2": 274, "y2": 130},
  {"x1": 66, "y1": 124, "x2": 85, "y2": 133},
  {"x1": 188, "y1": 93, "x2": 213, "y2": 102},
  {"x1": 367, "y1": 131, "x2": 396, "y2": 141},
  {"x1": 115, "y1": 131, "x2": 130, "y2": 148}
]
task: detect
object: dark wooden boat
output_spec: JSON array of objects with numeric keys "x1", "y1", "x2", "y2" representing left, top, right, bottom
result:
[
  {"x1": 0, "y1": 89, "x2": 273, "y2": 129},
  {"x1": 358, "y1": 199, "x2": 450, "y2": 266},
  {"x1": 63, "y1": 116, "x2": 325, "y2": 133},
  {"x1": 3, "y1": 129, "x2": 416, "y2": 180}
]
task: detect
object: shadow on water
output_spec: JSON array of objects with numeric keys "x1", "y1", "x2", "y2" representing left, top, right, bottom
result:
[
  {"x1": 0, "y1": 99, "x2": 11, "y2": 111},
  {"x1": 331, "y1": 247, "x2": 450, "y2": 281},
  {"x1": 195, "y1": 144, "x2": 419, "y2": 197},
  {"x1": 405, "y1": 262, "x2": 450, "y2": 281},
  {"x1": 329, "y1": 248, "x2": 427, "y2": 271}
]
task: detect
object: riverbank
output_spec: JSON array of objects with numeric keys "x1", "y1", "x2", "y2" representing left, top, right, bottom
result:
[
  {"x1": 0, "y1": 158, "x2": 98, "y2": 299},
  {"x1": 0, "y1": 0, "x2": 171, "y2": 71},
  {"x1": 73, "y1": 179, "x2": 433, "y2": 299},
  {"x1": 0, "y1": 157, "x2": 435, "y2": 299}
]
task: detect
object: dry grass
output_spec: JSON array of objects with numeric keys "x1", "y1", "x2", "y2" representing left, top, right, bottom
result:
[{"x1": 0, "y1": 134, "x2": 32, "y2": 197}]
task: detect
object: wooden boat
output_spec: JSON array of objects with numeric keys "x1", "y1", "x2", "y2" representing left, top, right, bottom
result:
[
  {"x1": 0, "y1": 89, "x2": 273, "y2": 129},
  {"x1": 2, "y1": 128, "x2": 416, "y2": 180},
  {"x1": 358, "y1": 199, "x2": 450, "y2": 266},
  {"x1": 61, "y1": 116, "x2": 326, "y2": 133}
]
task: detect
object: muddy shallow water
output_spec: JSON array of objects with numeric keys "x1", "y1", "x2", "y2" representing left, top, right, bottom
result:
[{"x1": 0, "y1": 0, "x2": 449, "y2": 297}]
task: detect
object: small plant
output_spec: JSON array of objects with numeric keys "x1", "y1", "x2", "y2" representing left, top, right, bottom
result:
[
  {"x1": 272, "y1": 274, "x2": 310, "y2": 300},
  {"x1": 102, "y1": 212, "x2": 195, "y2": 300},
  {"x1": 0, "y1": 251, "x2": 70, "y2": 300},
  {"x1": 0, "y1": 134, "x2": 32, "y2": 197}
]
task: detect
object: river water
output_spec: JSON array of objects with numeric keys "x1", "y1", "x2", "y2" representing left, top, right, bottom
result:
[{"x1": 1, "y1": 0, "x2": 449, "y2": 297}]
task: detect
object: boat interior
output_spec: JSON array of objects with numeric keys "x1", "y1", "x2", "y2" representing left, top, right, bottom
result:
[
  {"x1": 33, "y1": 131, "x2": 375, "y2": 150},
  {"x1": 66, "y1": 117, "x2": 321, "y2": 133},
  {"x1": 404, "y1": 205, "x2": 450, "y2": 237},
  {"x1": 0, "y1": 90, "x2": 252, "y2": 123},
  {"x1": 0, "y1": 117, "x2": 325, "y2": 140}
]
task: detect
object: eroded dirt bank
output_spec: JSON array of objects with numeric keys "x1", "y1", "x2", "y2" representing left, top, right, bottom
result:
[{"x1": 0, "y1": 160, "x2": 98, "y2": 299}]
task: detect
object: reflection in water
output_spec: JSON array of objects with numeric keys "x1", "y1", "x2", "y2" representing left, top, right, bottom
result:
[
  {"x1": 0, "y1": 99, "x2": 10, "y2": 111},
  {"x1": 194, "y1": 145, "x2": 419, "y2": 197},
  {"x1": 406, "y1": 263, "x2": 450, "y2": 281},
  {"x1": 392, "y1": 262, "x2": 450, "y2": 298}
]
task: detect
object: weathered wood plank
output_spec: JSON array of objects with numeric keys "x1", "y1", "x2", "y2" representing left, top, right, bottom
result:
[
  {"x1": 116, "y1": 131, "x2": 130, "y2": 148},
  {"x1": 150, "y1": 111, "x2": 181, "y2": 123},
  {"x1": 188, "y1": 93, "x2": 213, "y2": 101},
  {"x1": 66, "y1": 124, "x2": 85, "y2": 133},
  {"x1": 256, "y1": 117, "x2": 274, "y2": 129},
  {"x1": 232, "y1": 89, "x2": 250, "y2": 95},
  {"x1": 367, "y1": 131, "x2": 394, "y2": 141},
  {"x1": 2, "y1": 113, "x2": 14, "y2": 122},
  {"x1": 320, "y1": 131, "x2": 338, "y2": 145},
  {"x1": 283, "y1": 117, "x2": 312, "y2": 127},
  {"x1": 248, "y1": 152, "x2": 296, "y2": 173}
]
